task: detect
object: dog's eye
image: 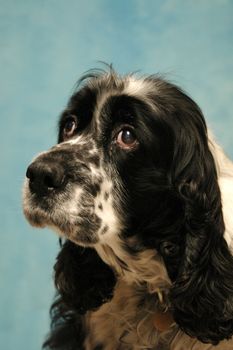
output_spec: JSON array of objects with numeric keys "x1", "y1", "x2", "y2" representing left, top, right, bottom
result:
[
  {"x1": 63, "y1": 115, "x2": 78, "y2": 140},
  {"x1": 116, "y1": 128, "x2": 138, "y2": 150}
]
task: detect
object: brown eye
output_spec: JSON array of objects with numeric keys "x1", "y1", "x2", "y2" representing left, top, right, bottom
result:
[
  {"x1": 63, "y1": 115, "x2": 77, "y2": 140},
  {"x1": 116, "y1": 128, "x2": 138, "y2": 150}
]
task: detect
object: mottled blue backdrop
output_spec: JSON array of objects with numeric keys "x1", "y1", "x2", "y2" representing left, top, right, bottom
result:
[{"x1": 0, "y1": 1, "x2": 232, "y2": 349}]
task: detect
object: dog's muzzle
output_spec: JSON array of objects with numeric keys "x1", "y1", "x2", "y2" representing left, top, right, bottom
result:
[{"x1": 23, "y1": 142, "x2": 123, "y2": 247}]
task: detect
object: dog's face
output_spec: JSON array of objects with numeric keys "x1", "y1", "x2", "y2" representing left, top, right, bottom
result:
[
  {"x1": 23, "y1": 71, "x2": 182, "y2": 249},
  {"x1": 23, "y1": 70, "x2": 233, "y2": 344}
]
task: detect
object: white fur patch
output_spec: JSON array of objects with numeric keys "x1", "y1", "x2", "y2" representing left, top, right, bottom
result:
[
  {"x1": 94, "y1": 176, "x2": 123, "y2": 242},
  {"x1": 124, "y1": 77, "x2": 149, "y2": 96},
  {"x1": 63, "y1": 134, "x2": 89, "y2": 146},
  {"x1": 209, "y1": 132, "x2": 233, "y2": 250}
]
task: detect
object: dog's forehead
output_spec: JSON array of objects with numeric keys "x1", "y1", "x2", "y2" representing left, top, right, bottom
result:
[
  {"x1": 80, "y1": 74, "x2": 154, "y2": 111},
  {"x1": 96, "y1": 75, "x2": 153, "y2": 104},
  {"x1": 124, "y1": 77, "x2": 153, "y2": 96},
  {"x1": 93, "y1": 77, "x2": 146, "y2": 129}
]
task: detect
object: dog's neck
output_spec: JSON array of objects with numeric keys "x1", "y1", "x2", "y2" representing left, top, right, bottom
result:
[
  {"x1": 92, "y1": 239, "x2": 176, "y2": 349},
  {"x1": 95, "y1": 236, "x2": 171, "y2": 299}
]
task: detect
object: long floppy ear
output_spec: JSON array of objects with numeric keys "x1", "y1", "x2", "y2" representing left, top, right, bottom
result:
[
  {"x1": 170, "y1": 117, "x2": 233, "y2": 344},
  {"x1": 43, "y1": 240, "x2": 116, "y2": 349},
  {"x1": 53, "y1": 240, "x2": 116, "y2": 313}
]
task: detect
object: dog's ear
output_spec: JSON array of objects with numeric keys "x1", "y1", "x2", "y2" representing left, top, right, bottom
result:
[
  {"x1": 53, "y1": 240, "x2": 116, "y2": 314},
  {"x1": 169, "y1": 119, "x2": 233, "y2": 343},
  {"x1": 43, "y1": 241, "x2": 116, "y2": 349}
]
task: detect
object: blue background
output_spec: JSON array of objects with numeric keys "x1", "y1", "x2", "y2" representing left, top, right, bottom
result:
[{"x1": 0, "y1": 1, "x2": 233, "y2": 349}]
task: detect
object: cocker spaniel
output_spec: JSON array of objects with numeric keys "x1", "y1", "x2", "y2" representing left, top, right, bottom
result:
[{"x1": 23, "y1": 68, "x2": 233, "y2": 349}]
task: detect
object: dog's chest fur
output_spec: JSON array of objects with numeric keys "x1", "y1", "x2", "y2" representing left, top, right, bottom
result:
[
  {"x1": 82, "y1": 234, "x2": 233, "y2": 350},
  {"x1": 84, "y1": 280, "x2": 174, "y2": 350},
  {"x1": 83, "y1": 244, "x2": 174, "y2": 349}
]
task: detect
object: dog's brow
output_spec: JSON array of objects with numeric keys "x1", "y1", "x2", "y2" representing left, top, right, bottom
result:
[
  {"x1": 101, "y1": 95, "x2": 138, "y2": 124},
  {"x1": 115, "y1": 111, "x2": 135, "y2": 125}
]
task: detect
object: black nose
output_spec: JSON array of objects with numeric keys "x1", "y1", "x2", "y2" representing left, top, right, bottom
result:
[{"x1": 26, "y1": 160, "x2": 65, "y2": 194}]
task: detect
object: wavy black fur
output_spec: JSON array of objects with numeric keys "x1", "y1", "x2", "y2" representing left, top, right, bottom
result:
[
  {"x1": 158, "y1": 92, "x2": 233, "y2": 343},
  {"x1": 110, "y1": 76, "x2": 233, "y2": 344},
  {"x1": 43, "y1": 241, "x2": 116, "y2": 349},
  {"x1": 24, "y1": 68, "x2": 233, "y2": 348},
  {"x1": 171, "y1": 152, "x2": 233, "y2": 344}
]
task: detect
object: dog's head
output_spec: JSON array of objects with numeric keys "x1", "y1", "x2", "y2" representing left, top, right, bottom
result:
[{"x1": 23, "y1": 68, "x2": 233, "y2": 344}]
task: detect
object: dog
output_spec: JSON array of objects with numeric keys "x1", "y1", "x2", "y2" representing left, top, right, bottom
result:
[{"x1": 23, "y1": 67, "x2": 233, "y2": 349}]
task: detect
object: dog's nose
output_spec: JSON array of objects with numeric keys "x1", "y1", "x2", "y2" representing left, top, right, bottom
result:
[{"x1": 26, "y1": 160, "x2": 65, "y2": 194}]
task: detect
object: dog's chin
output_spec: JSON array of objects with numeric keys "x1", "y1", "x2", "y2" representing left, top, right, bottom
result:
[
  {"x1": 23, "y1": 202, "x2": 99, "y2": 248},
  {"x1": 23, "y1": 205, "x2": 49, "y2": 229}
]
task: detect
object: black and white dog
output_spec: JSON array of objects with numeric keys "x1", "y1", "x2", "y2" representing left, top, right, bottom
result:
[{"x1": 23, "y1": 68, "x2": 233, "y2": 349}]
